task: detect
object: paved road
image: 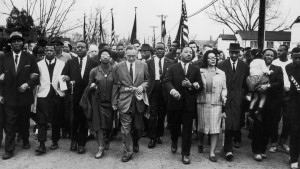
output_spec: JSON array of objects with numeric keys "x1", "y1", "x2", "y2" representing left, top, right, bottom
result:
[{"x1": 0, "y1": 128, "x2": 292, "y2": 169}]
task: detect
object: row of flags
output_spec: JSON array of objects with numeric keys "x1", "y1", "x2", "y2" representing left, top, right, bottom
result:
[{"x1": 83, "y1": 0, "x2": 188, "y2": 47}]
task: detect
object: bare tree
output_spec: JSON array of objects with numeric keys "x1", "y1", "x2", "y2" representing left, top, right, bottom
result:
[
  {"x1": 1, "y1": 0, "x2": 80, "y2": 40},
  {"x1": 207, "y1": 0, "x2": 290, "y2": 33}
]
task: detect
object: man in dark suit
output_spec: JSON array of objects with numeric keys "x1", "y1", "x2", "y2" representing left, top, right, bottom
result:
[
  {"x1": 0, "y1": 32, "x2": 39, "y2": 159},
  {"x1": 112, "y1": 45, "x2": 149, "y2": 162},
  {"x1": 251, "y1": 49, "x2": 283, "y2": 161},
  {"x1": 163, "y1": 46, "x2": 203, "y2": 164},
  {"x1": 146, "y1": 43, "x2": 173, "y2": 148},
  {"x1": 62, "y1": 40, "x2": 97, "y2": 154},
  {"x1": 165, "y1": 41, "x2": 180, "y2": 61},
  {"x1": 218, "y1": 43, "x2": 249, "y2": 161}
]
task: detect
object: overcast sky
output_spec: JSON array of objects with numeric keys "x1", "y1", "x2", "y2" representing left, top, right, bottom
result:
[{"x1": 0, "y1": 0, "x2": 299, "y2": 42}]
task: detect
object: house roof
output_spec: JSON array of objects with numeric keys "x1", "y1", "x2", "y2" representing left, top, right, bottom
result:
[
  {"x1": 236, "y1": 30, "x2": 291, "y2": 41},
  {"x1": 218, "y1": 34, "x2": 237, "y2": 41}
]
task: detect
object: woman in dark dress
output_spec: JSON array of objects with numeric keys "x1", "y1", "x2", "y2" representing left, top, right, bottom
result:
[{"x1": 89, "y1": 49, "x2": 114, "y2": 159}]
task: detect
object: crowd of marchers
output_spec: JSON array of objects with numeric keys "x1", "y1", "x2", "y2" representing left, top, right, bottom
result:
[{"x1": 1, "y1": 31, "x2": 300, "y2": 169}]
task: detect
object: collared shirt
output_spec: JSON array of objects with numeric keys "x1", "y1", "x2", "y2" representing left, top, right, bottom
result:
[
  {"x1": 13, "y1": 51, "x2": 21, "y2": 69},
  {"x1": 45, "y1": 58, "x2": 56, "y2": 65},
  {"x1": 78, "y1": 56, "x2": 87, "y2": 78},
  {"x1": 126, "y1": 61, "x2": 136, "y2": 82},
  {"x1": 181, "y1": 62, "x2": 189, "y2": 75},
  {"x1": 154, "y1": 56, "x2": 164, "y2": 80},
  {"x1": 56, "y1": 51, "x2": 72, "y2": 63},
  {"x1": 230, "y1": 59, "x2": 238, "y2": 71}
]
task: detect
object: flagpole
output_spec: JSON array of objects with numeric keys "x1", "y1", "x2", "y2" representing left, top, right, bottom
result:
[
  {"x1": 111, "y1": 8, "x2": 115, "y2": 46},
  {"x1": 83, "y1": 13, "x2": 86, "y2": 42}
]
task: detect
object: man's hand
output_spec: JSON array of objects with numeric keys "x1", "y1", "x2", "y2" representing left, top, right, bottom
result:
[
  {"x1": 0, "y1": 96, "x2": 4, "y2": 104},
  {"x1": 284, "y1": 87, "x2": 290, "y2": 92},
  {"x1": 182, "y1": 78, "x2": 192, "y2": 88},
  {"x1": 192, "y1": 82, "x2": 200, "y2": 89},
  {"x1": 112, "y1": 105, "x2": 117, "y2": 111},
  {"x1": 257, "y1": 84, "x2": 268, "y2": 92},
  {"x1": 62, "y1": 75, "x2": 70, "y2": 82},
  {"x1": 135, "y1": 86, "x2": 143, "y2": 95},
  {"x1": 0, "y1": 73, "x2": 4, "y2": 81},
  {"x1": 18, "y1": 83, "x2": 29, "y2": 93},
  {"x1": 170, "y1": 89, "x2": 181, "y2": 100},
  {"x1": 90, "y1": 83, "x2": 97, "y2": 90}
]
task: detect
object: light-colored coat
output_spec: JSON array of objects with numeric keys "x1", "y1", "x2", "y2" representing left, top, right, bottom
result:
[
  {"x1": 36, "y1": 58, "x2": 65, "y2": 97},
  {"x1": 197, "y1": 68, "x2": 227, "y2": 105},
  {"x1": 112, "y1": 60, "x2": 149, "y2": 113}
]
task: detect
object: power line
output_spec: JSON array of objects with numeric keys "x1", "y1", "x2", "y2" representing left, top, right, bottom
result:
[{"x1": 166, "y1": 0, "x2": 219, "y2": 34}]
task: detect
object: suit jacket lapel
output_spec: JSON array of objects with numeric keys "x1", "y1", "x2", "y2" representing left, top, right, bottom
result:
[
  {"x1": 149, "y1": 59, "x2": 155, "y2": 77},
  {"x1": 177, "y1": 63, "x2": 185, "y2": 76},
  {"x1": 134, "y1": 61, "x2": 140, "y2": 84},
  {"x1": 17, "y1": 52, "x2": 26, "y2": 75},
  {"x1": 225, "y1": 59, "x2": 234, "y2": 77},
  {"x1": 42, "y1": 59, "x2": 50, "y2": 82},
  {"x1": 83, "y1": 58, "x2": 91, "y2": 79},
  {"x1": 8, "y1": 53, "x2": 17, "y2": 77},
  {"x1": 233, "y1": 59, "x2": 242, "y2": 80},
  {"x1": 52, "y1": 59, "x2": 60, "y2": 82},
  {"x1": 163, "y1": 58, "x2": 169, "y2": 74},
  {"x1": 122, "y1": 62, "x2": 133, "y2": 85}
]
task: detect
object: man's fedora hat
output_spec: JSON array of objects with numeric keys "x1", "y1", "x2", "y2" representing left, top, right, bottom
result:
[
  {"x1": 140, "y1": 44, "x2": 152, "y2": 51},
  {"x1": 7, "y1": 31, "x2": 25, "y2": 43},
  {"x1": 228, "y1": 43, "x2": 242, "y2": 51},
  {"x1": 51, "y1": 37, "x2": 64, "y2": 46}
]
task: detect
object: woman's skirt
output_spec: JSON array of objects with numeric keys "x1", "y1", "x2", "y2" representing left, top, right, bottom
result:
[{"x1": 197, "y1": 94, "x2": 222, "y2": 134}]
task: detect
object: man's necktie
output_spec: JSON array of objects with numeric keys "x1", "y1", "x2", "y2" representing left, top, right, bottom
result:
[
  {"x1": 184, "y1": 63, "x2": 187, "y2": 76},
  {"x1": 159, "y1": 58, "x2": 162, "y2": 75},
  {"x1": 79, "y1": 58, "x2": 83, "y2": 70},
  {"x1": 15, "y1": 54, "x2": 19, "y2": 65},
  {"x1": 232, "y1": 61, "x2": 236, "y2": 74},
  {"x1": 130, "y1": 63, "x2": 133, "y2": 82}
]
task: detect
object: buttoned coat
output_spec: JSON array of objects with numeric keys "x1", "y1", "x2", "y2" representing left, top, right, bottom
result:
[
  {"x1": 218, "y1": 59, "x2": 249, "y2": 130},
  {"x1": 197, "y1": 68, "x2": 227, "y2": 105},
  {"x1": 112, "y1": 60, "x2": 149, "y2": 113},
  {"x1": 0, "y1": 51, "x2": 39, "y2": 107},
  {"x1": 146, "y1": 57, "x2": 174, "y2": 98}
]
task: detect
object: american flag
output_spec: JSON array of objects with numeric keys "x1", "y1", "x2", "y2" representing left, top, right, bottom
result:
[
  {"x1": 111, "y1": 9, "x2": 115, "y2": 46},
  {"x1": 83, "y1": 14, "x2": 90, "y2": 43},
  {"x1": 175, "y1": 0, "x2": 189, "y2": 47}
]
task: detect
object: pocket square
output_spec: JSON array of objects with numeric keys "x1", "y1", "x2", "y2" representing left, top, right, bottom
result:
[{"x1": 25, "y1": 65, "x2": 31, "y2": 67}]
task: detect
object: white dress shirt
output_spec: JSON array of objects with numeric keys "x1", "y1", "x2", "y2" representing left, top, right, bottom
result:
[
  {"x1": 126, "y1": 61, "x2": 136, "y2": 82},
  {"x1": 181, "y1": 62, "x2": 189, "y2": 75},
  {"x1": 13, "y1": 51, "x2": 21, "y2": 70},
  {"x1": 78, "y1": 56, "x2": 87, "y2": 78},
  {"x1": 154, "y1": 57, "x2": 164, "y2": 80}
]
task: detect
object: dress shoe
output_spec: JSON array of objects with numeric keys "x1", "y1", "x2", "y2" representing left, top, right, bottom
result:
[
  {"x1": 225, "y1": 152, "x2": 234, "y2": 161},
  {"x1": 182, "y1": 155, "x2": 190, "y2": 164},
  {"x1": 23, "y1": 141, "x2": 30, "y2": 149},
  {"x1": 148, "y1": 139, "x2": 156, "y2": 149},
  {"x1": 133, "y1": 143, "x2": 139, "y2": 153},
  {"x1": 198, "y1": 145, "x2": 203, "y2": 153},
  {"x1": 2, "y1": 152, "x2": 13, "y2": 160},
  {"x1": 121, "y1": 154, "x2": 132, "y2": 162},
  {"x1": 156, "y1": 137, "x2": 162, "y2": 144},
  {"x1": 209, "y1": 155, "x2": 217, "y2": 162},
  {"x1": 171, "y1": 142, "x2": 177, "y2": 154},
  {"x1": 291, "y1": 162, "x2": 299, "y2": 169},
  {"x1": 95, "y1": 147, "x2": 104, "y2": 159},
  {"x1": 261, "y1": 154, "x2": 267, "y2": 159},
  {"x1": 77, "y1": 146, "x2": 86, "y2": 154},
  {"x1": 50, "y1": 142, "x2": 59, "y2": 150},
  {"x1": 254, "y1": 154, "x2": 262, "y2": 162},
  {"x1": 234, "y1": 142, "x2": 240, "y2": 148},
  {"x1": 35, "y1": 143, "x2": 46, "y2": 154},
  {"x1": 104, "y1": 139, "x2": 110, "y2": 150},
  {"x1": 70, "y1": 141, "x2": 77, "y2": 151}
]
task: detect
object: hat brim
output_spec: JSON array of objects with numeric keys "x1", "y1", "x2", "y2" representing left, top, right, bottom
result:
[
  {"x1": 51, "y1": 40, "x2": 64, "y2": 46},
  {"x1": 228, "y1": 48, "x2": 242, "y2": 51},
  {"x1": 7, "y1": 36, "x2": 25, "y2": 43}
]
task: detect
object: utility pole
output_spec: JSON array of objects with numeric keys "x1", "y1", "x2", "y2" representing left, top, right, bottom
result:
[
  {"x1": 258, "y1": 0, "x2": 266, "y2": 50},
  {"x1": 149, "y1": 26, "x2": 158, "y2": 48},
  {"x1": 157, "y1": 14, "x2": 168, "y2": 43}
]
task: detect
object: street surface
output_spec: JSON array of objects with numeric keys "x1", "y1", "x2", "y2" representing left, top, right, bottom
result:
[{"x1": 0, "y1": 128, "x2": 292, "y2": 169}]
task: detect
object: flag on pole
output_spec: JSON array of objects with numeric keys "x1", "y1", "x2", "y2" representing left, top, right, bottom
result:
[
  {"x1": 130, "y1": 7, "x2": 137, "y2": 44},
  {"x1": 161, "y1": 17, "x2": 166, "y2": 43},
  {"x1": 99, "y1": 12, "x2": 104, "y2": 43},
  {"x1": 83, "y1": 14, "x2": 87, "y2": 42},
  {"x1": 167, "y1": 35, "x2": 171, "y2": 48},
  {"x1": 175, "y1": 0, "x2": 189, "y2": 47},
  {"x1": 111, "y1": 9, "x2": 115, "y2": 46}
]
